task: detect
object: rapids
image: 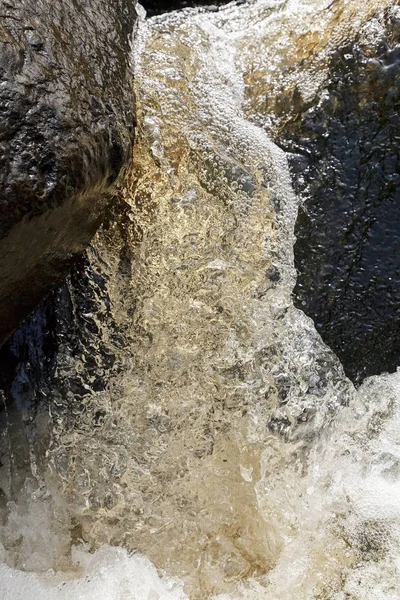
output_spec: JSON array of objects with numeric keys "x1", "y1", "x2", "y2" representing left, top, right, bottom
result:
[{"x1": 1, "y1": 0, "x2": 400, "y2": 598}]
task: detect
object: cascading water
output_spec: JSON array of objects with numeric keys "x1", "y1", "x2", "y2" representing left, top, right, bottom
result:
[{"x1": 0, "y1": 0, "x2": 399, "y2": 598}]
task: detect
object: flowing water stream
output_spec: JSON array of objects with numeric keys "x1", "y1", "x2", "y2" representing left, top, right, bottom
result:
[{"x1": 1, "y1": 0, "x2": 400, "y2": 598}]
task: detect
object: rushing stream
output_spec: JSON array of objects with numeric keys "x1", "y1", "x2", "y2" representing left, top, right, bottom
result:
[{"x1": 1, "y1": 0, "x2": 400, "y2": 598}]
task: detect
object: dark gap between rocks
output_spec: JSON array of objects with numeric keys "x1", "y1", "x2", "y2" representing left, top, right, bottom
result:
[{"x1": 140, "y1": 0, "x2": 239, "y2": 16}]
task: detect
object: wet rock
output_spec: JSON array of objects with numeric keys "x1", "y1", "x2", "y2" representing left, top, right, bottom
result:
[
  {"x1": 141, "y1": 0, "x2": 235, "y2": 17},
  {"x1": 0, "y1": 0, "x2": 137, "y2": 345},
  {"x1": 0, "y1": 198, "x2": 136, "y2": 408},
  {"x1": 269, "y1": 8, "x2": 400, "y2": 384}
]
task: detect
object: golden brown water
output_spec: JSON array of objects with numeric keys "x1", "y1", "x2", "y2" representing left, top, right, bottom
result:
[{"x1": 1, "y1": 1, "x2": 400, "y2": 598}]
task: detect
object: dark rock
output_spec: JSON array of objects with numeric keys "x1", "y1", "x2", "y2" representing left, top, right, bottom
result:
[
  {"x1": 0, "y1": 197, "x2": 136, "y2": 407},
  {"x1": 275, "y1": 9, "x2": 400, "y2": 384},
  {"x1": 141, "y1": 0, "x2": 235, "y2": 17},
  {"x1": 0, "y1": 0, "x2": 137, "y2": 345}
]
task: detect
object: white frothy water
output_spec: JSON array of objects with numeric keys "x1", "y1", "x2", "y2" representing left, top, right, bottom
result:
[
  {"x1": 0, "y1": 546, "x2": 189, "y2": 600},
  {"x1": 1, "y1": 0, "x2": 399, "y2": 598}
]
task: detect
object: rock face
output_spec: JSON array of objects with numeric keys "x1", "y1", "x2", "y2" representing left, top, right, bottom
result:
[
  {"x1": 285, "y1": 12, "x2": 400, "y2": 384},
  {"x1": 0, "y1": 0, "x2": 137, "y2": 345}
]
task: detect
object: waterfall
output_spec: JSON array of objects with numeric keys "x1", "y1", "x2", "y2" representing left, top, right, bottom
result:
[{"x1": 0, "y1": 0, "x2": 399, "y2": 598}]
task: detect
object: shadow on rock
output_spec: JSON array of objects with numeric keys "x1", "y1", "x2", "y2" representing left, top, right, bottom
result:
[{"x1": 0, "y1": 0, "x2": 137, "y2": 345}]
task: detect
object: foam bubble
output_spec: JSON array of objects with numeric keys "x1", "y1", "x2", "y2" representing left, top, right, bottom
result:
[{"x1": 0, "y1": 546, "x2": 188, "y2": 600}]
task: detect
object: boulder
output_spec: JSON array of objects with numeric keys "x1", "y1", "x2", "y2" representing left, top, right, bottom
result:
[
  {"x1": 286, "y1": 12, "x2": 400, "y2": 383},
  {"x1": 243, "y1": 2, "x2": 400, "y2": 383},
  {"x1": 0, "y1": 0, "x2": 137, "y2": 345}
]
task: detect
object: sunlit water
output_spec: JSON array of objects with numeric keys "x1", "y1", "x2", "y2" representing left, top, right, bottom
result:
[{"x1": 0, "y1": 0, "x2": 399, "y2": 598}]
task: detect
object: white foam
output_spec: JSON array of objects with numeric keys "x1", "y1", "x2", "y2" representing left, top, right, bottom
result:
[{"x1": 0, "y1": 546, "x2": 189, "y2": 600}]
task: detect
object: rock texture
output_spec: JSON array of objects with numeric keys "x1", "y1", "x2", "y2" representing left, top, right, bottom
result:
[
  {"x1": 141, "y1": 0, "x2": 235, "y2": 17},
  {"x1": 243, "y1": 3, "x2": 400, "y2": 384},
  {"x1": 0, "y1": 0, "x2": 137, "y2": 345},
  {"x1": 286, "y1": 11, "x2": 400, "y2": 383}
]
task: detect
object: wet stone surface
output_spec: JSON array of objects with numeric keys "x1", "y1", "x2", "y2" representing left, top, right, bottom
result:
[
  {"x1": 0, "y1": 0, "x2": 137, "y2": 345},
  {"x1": 140, "y1": 0, "x2": 236, "y2": 16},
  {"x1": 278, "y1": 15, "x2": 400, "y2": 384},
  {"x1": 0, "y1": 198, "x2": 136, "y2": 411}
]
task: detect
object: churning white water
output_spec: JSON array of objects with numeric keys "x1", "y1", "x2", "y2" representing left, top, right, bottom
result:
[{"x1": 1, "y1": 0, "x2": 400, "y2": 598}]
